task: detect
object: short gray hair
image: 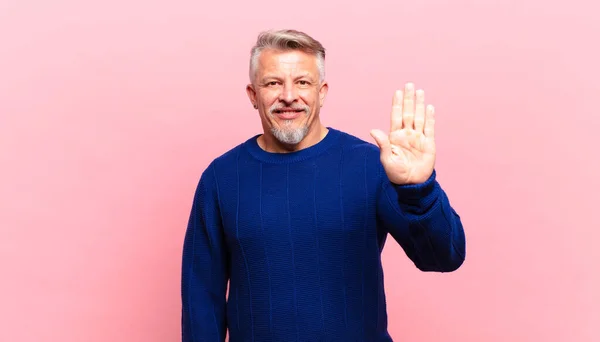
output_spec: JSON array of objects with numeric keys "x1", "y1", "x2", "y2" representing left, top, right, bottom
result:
[{"x1": 249, "y1": 29, "x2": 326, "y2": 84}]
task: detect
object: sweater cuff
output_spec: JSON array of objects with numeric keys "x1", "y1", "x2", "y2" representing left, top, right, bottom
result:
[{"x1": 392, "y1": 170, "x2": 440, "y2": 215}]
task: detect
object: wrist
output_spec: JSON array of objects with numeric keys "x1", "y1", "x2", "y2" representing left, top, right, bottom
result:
[{"x1": 392, "y1": 170, "x2": 439, "y2": 212}]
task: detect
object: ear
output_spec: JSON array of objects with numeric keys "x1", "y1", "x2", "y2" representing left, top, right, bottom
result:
[
  {"x1": 246, "y1": 83, "x2": 258, "y2": 109},
  {"x1": 318, "y1": 81, "x2": 329, "y2": 107}
]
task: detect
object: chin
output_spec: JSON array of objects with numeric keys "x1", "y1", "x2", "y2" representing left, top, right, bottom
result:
[{"x1": 271, "y1": 124, "x2": 309, "y2": 145}]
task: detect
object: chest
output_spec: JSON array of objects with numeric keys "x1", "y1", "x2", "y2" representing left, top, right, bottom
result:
[{"x1": 217, "y1": 162, "x2": 380, "y2": 249}]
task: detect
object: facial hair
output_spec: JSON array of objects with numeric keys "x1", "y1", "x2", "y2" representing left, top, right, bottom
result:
[{"x1": 268, "y1": 103, "x2": 311, "y2": 145}]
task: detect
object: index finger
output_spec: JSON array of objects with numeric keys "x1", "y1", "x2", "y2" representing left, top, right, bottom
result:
[{"x1": 391, "y1": 89, "x2": 403, "y2": 131}]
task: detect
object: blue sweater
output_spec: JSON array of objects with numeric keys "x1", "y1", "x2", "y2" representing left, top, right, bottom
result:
[{"x1": 181, "y1": 127, "x2": 466, "y2": 342}]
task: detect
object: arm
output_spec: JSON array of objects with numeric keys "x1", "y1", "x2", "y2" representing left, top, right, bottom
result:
[
  {"x1": 181, "y1": 163, "x2": 229, "y2": 341},
  {"x1": 377, "y1": 168, "x2": 466, "y2": 272},
  {"x1": 369, "y1": 82, "x2": 466, "y2": 272}
]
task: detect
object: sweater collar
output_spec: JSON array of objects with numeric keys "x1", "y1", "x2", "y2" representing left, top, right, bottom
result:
[{"x1": 243, "y1": 127, "x2": 342, "y2": 164}]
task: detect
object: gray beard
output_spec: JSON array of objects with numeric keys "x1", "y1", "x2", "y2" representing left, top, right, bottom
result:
[
  {"x1": 268, "y1": 105, "x2": 311, "y2": 145},
  {"x1": 271, "y1": 121, "x2": 309, "y2": 145}
]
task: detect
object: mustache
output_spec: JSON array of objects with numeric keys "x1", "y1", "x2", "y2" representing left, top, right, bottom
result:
[{"x1": 269, "y1": 103, "x2": 310, "y2": 114}]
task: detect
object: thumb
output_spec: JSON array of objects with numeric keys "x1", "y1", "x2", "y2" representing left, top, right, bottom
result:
[{"x1": 370, "y1": 129, "x2": 391, "y2": 156}]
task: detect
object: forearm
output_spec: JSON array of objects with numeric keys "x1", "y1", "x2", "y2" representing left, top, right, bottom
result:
[
  {"x1": 181, "y1": 238, "x2": 228, "y2": 342},
  {"x1": 379, "y1": 170, "x2": 466, "y2": 272},
  {"x1": 181, "y1": 269, "x2": 228, "y2": 342}
]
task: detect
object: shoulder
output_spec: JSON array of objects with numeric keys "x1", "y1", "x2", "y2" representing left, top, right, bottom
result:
[
  {"x1": 207, "y1": 133, "x2": 260, "y2": 170},
  {"x1": 332, "y1": 128, "x2": 381, "y2": 156},
  {"x1": 196, "y1": 136, "x2": 255, "y2": 186},
  {"x1": 331, "y1": 128, "x2": 386, "y2": 178}
]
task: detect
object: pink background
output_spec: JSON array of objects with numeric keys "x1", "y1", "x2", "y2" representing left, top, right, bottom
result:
[{"x1": 1, "y1": 0, "x2": 599, "y2": 341}]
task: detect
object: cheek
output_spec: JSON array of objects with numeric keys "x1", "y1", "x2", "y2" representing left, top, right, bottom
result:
[
  {"x1": 259, "y1": 89, "x2": 279, "y2": 104},
  {"x1": 299, "y1": 91, "x2": 319, "y2": 105}
]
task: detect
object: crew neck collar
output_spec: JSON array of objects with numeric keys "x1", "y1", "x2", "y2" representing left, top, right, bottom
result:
[{"x1": 243, "y1": 127, "x2": 342, "y2": 164}]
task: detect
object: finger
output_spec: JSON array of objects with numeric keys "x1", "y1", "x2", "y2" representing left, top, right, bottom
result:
[
  {"x1": 414, "y1": 89, "x2": 426, "y2": 133},
  {"x1": 423, "y1": 105, "x2": 435, "y2": 138},
  {"x1": 390, "y1": 90, "x2": 403, "y2": 132},
  {"x1": 402, "y1": 82, "x2": 415, "y2": 129},
  {"x1": 370, "y1": 129, "x2": 392, "y2": 156}
]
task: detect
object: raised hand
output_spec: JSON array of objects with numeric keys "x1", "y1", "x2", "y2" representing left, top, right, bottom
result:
[{"x1": 370, "y1": 82, "x2": 436, "y2": 185}]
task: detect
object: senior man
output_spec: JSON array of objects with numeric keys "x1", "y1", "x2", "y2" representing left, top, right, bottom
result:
[{"x1": 181, "y1": 29, "x2": 466, "y2": 342}]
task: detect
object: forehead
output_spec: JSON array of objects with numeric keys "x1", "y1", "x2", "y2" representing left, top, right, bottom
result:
[{"x1": 257, "y1": 49, "x2": 319, "y2": 76}]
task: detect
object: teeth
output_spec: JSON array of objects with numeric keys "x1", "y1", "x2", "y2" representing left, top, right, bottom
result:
[{"x1": 274, "y1": 109, "x2": 302, "y2": 114}]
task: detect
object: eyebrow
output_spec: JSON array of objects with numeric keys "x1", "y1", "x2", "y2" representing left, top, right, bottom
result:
[{"x1": 260, "y1": 74, "x2": 315, "y2": 82}]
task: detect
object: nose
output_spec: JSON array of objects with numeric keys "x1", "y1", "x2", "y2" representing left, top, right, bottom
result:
[{"x1": 278, "y1": 80, "x2": 298, "y2": 104}]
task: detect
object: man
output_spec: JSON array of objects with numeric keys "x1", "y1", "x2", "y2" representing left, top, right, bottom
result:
[{"x1": 181, "y1": 29, "x2": 466, "y2": 342}]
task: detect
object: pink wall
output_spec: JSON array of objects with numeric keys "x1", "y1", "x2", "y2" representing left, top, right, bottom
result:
[{"x1": 1, "y1": 0, "x2": 599, "y2": 341}]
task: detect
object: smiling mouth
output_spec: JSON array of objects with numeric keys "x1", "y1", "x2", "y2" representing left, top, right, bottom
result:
[
  {"x1": 272, "y1": 108, "x2": 306, "y2": 120},
  {"x1": 273, "y1": 108, "x2": 305, "y2": 114}
]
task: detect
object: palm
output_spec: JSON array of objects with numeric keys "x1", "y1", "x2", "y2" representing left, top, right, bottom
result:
[{"x1": 370, "y1": 83, "x2": 436, "y2": 185}]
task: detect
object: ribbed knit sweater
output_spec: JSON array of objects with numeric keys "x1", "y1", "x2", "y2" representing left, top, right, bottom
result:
[{"x1": 181, "y1": 127, "x2": 466, "y2": 342}]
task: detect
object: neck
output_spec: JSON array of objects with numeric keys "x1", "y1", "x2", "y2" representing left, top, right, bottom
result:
[{"x1": 258, "y1": 123, "x2": 328, "y2": 153}]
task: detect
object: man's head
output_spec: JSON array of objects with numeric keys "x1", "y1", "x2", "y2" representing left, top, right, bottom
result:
[{"x1": 246, "y1": 29, "x2": 328, "y2": 148}]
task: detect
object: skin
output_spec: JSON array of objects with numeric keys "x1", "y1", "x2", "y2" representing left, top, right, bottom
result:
[
  {"x1": 370, "y1": 83, "x2": 437, "y2": 185},
  {"x1": 246, "y1": 49, "x2": 329, "y2": 153},
  {"x1": 246, "y1": 48, "x2": 436, "y2": 185}
]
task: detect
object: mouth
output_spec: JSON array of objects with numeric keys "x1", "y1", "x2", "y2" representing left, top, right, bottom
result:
[{"x1": 272, "y1": 108, "x2": 305, "y2": 120}]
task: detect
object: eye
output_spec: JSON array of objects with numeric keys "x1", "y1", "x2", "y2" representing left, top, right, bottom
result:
[
  {"x1": 267, "y1": 81, "x2": 279, "y2": 86},
  {"x1": 298, "y1": 80, "x2": 309, "y2": 85}
]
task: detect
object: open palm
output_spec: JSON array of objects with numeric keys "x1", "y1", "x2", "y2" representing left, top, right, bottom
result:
[{"x1": 370, "y1": 82, "x2": 436, "y2": 185}]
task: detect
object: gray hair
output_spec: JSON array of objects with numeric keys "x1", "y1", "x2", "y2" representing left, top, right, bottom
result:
[{"x1": 249, "y1": 29, "x2": 326, "y2": 84}]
